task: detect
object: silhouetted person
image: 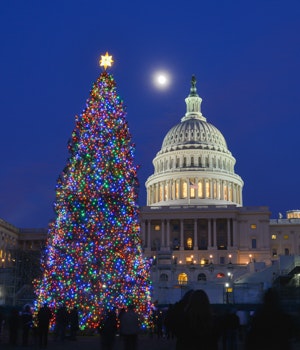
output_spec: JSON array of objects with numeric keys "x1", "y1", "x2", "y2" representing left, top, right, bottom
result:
[
  {"x1": 236, "y1": 309, "x2": 249, "y2": 342},
  {"x1": 245, "y1": 288, "x2": 295, "y2": 350},
  {"x1": 164, "y1": 304, "x2": 175, "y2": 339},
  {"x1": 21, "y1": 304, "x2": 33, "y2": 346},
  {"x1": 177, "y1": 289, "x2": 218, "y2": 350},
  {"x1": 8, "y1": 307, "x2": 20, "y2": 346},
  {"x1": 37, "y1": 303, "x2": 52, "y2": 348},
  {"x1": 101, "y1": 309, "x2": 118, "y2": 350},
  {"x1": 69, "y1": 306, "x2": 79, "y2": 340},
  {"x1": 119, "y1": 304, "x2": 140, "y2": 350},
  {"x1": 55, "y1": 304, "x2": 68, "y2": 341},
  {"x1": 0, "y1": 306, "x2": 3, "y2": 341},
  {"x1": 221, "y1": 308, "x2": 240, "y2": 350},
  {"x1": 153, "y1": 309, "x2": 164, "y2": 338},
  {"x1": 167, "y1": 289, "x2": 194, "y2": 349}
]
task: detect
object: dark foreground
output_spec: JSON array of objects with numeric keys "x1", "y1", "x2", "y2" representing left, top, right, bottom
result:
[
  {"x1": 1, "y1": 333, "x2": 177, "y2": 350},
  {"x1": 1, "y1": 332, "x2": 300, "y2": 350}
]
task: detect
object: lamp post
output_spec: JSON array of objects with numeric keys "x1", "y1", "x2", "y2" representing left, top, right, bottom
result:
[{"x1": 225, "y1": 282, "x2": 230, "y2": 304}]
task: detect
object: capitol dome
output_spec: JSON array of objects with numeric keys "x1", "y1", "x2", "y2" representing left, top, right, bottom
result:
[
  {"x1": 146, "y1": 76, "x2": 244, "y2": 207},
  {"x1": 160, "y1": 118, "x2": 229, "y2": 155}
]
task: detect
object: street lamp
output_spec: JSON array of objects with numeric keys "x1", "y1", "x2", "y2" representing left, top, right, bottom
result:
[{"x1": 225, "y1": 282, "x2": 230, "y2": 303}]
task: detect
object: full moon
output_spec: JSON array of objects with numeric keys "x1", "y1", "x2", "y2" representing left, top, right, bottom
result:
[{"x1": 153, "y1": 71, "x2": 171, "y2": 89}]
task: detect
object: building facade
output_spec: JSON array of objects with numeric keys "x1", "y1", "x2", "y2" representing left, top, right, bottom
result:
[
  {"x1": 0, "y1": 76, "x2": 299, "y2": 306},
  {"x1": 140, "y1": 76, "x2": 300, "y2": 305}
]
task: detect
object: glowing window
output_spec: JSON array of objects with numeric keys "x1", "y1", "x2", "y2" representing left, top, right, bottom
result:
[
  {"x1": 164, "y1": 183, "x2": 168, "y2": 201},
  {"x1": 190, "y1": 179, "x2": 196, "y2": 198},
  {"x1": 159, "y1": 184, "x2": 163, "y2": 201},
  {"x1": 271, "y1": 234, "x2": 277, "y2": 240},
  {"x1": 284, "y1": 235, "x2": 289, "y2": 240},
  {"x1": 154, "y1": 225, "x2": 160, "y2": 231},
  {"x1": 205, "y1": 181, "x2": 210, "y2": 198},
  {"x1": 198, "y1": 181, "x2": 203, "y2": 198},
  {"x1": 186, "y1": 256, "x2": 192, "y2": 264},
  {"x1": 178, "y1": 273, "x2": 188, "y2": 285},
  {"x1": 224, "y1": 184, "x2": 228, "y2": 200},
  {"x1": 251, "y1": 224, "x2": 257, "y2": 229},
  {"x1": 182, "y1": 181, "x2": 187, "y2": 198},
  {"x1": 175, "y1": 182, "x2": 179, "y2": 199},
  {"x1": 186, "y1": 237, "x2": 193, "y2": 249},
  {"x1": 213, "y1": 182, "x2": 217, "y2": 198}
]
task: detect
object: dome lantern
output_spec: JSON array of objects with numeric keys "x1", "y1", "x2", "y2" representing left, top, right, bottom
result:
[{"x1": 181, "y1": 75, "x2": 206, "y2": 122}]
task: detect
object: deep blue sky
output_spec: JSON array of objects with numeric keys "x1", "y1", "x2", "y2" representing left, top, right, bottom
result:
[{"x1": 1, "y1": 1, "x2": 299, "y2": 228}]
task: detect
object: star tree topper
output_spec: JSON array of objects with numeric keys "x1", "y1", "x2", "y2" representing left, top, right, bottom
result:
[{"x1": 99, "y1": 52, "x2": 114, "y2": 70}]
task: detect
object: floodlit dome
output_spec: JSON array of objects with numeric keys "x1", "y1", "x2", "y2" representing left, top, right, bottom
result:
[
  {"x1": 146, "y1": 75, "x2": 244, "y2": 207},
  {"x1": 160, "y1": 118, "x2": 229, "y2": 155}
]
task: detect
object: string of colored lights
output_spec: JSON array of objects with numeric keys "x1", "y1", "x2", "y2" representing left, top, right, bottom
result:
[{"x1": 34, "y1": 71, "x2": 153, "y2": 330}]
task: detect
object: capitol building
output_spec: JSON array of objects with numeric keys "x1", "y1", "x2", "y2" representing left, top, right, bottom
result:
[
  {"x1": 139, "y1": 76, "x2": 300, "y2": 305},
  {"x1": 0, "y1": 77, "x2": 300, "y2": 306}
]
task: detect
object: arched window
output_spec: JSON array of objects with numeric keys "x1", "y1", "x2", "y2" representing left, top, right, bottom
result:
[
  {"x1": 178, "y1": 273, "x2": 188, "y2": 285},
  {"x1": 160, "y1": 273, "x2": 168, "y2": 282},
  {"x1": 198, "y1": 273, "x2": 207, "y2": 281}
]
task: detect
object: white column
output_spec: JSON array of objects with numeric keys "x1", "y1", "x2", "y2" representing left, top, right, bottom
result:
[
  {"x1": 232, "y1": 184, "x2": 236, "y2": 203},
  {"x1": 180, "y1": 219, "x2": 184, "y2": 250},
  {"x1": 220, "y1": 181, "x2": 224, "y2": 200},
  {"x1": 147, "y1": 220, "x2": 151, "y2": 249},
  {"x1": 193, "y1": 219, "x2": 198, "y2": 249},
  {"x1": 166, "y1": 220, "x2": 170, "y2": 250},
  {"x1": 208, "y1": 219, "x2": 212, "y2": 247},
  {"x1": 161, "y1": 219, "x2": 165, "y2": 248},
  {"x1": 227, "y1": 219, "x2": 231, "y2": 247},
  {"x1": 232, "y1": 219, "x2": 237, "y2": 247},
  {"x1": 213, "y1": 219, "x2": 217, "y2": 248}
]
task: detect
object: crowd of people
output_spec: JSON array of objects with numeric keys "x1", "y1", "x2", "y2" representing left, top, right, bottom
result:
[
  {"x1": 152, "y1": 287, "x2": 299, "y2": 350},
  {"x1": 0, "y1": 303, "x2": 79, "y2": 348},
  {"x1": 0, "y1": 288, "x2": 299, "y2": 349},
  {"x1": 98, "y1": 287, "x2": 299, "y2": 350}
]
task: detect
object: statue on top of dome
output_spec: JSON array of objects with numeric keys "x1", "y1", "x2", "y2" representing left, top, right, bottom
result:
[{"x1": 191, "y1": 75, "x2": 196, "y2": 88}]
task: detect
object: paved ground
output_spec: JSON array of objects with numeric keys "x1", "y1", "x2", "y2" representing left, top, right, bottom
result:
[
  {"x1": 1, "y1": 332, "x2": 300, "y2": 350},
  {"x1": 0, "y1": 333, "x2": 177, "y2": 350}
]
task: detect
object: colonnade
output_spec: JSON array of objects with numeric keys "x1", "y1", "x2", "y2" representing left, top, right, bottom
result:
[
  {"x1": 141, "y1": 217, "x2": 237, "y2": 252},
  {"x1": 147, "y1": 178, "x2": 242, "y2": 205}
]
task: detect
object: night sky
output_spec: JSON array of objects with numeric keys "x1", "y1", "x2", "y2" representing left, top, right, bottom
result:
[{"x1": 1, "y1": 1, "x2": 299, "y2": 228}]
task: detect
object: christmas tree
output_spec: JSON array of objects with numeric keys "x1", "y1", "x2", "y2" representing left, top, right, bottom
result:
[{"x1": 34, "y1": 52, "x2": 153, "y2": 329}]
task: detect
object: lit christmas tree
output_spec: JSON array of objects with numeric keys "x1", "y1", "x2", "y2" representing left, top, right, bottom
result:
[{"x1": 34, "y1": 52, "x2": 153, "y2": 329}]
